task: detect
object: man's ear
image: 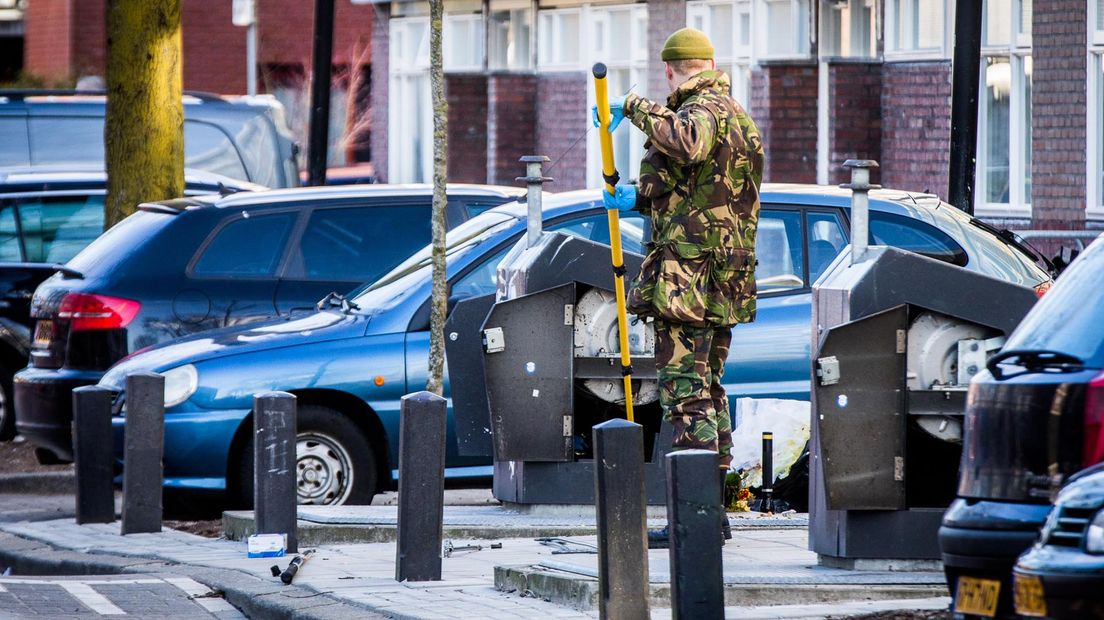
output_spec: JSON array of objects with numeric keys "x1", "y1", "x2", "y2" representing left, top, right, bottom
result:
[
  {"x1": 709, "y1": 59, "x2": 716, "y2": 70},
  {"x1": 664, "y1": 63, "x2": 673, "y2": 81}
]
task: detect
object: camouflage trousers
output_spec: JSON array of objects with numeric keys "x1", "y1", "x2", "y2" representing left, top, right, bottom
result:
[{"x1": 654, "y1": 318, "x2": 733, "y2": 469}]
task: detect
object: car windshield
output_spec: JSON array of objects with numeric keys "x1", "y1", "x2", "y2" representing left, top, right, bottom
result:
[
  {"x1": 1001, "y1": 236, "x2": 1104, "y2": 368},
  {"x1": 350, "y1": 210, "x2": 518, "y2": 311}
]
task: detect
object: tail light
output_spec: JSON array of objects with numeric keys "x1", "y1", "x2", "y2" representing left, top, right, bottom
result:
[
  {"x1": 57, "y1": 293, "x2": 140, "y2": 332},
  {"x1": 1083, "y1": 370, "x2": 1104, "y2": 467},
  {"x1": 1034, "y1": 280, "x2": 1052, "y2": 298}
]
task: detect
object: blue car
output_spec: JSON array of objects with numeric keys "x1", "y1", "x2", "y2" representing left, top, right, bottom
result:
[{"x1": 99, "y1": 185, "x2": 1051, "y2": 506}]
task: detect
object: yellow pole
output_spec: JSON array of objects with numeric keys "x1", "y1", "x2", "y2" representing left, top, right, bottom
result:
[{"x1": 592, "y1": 62, "x2": 635, "y2": 423}]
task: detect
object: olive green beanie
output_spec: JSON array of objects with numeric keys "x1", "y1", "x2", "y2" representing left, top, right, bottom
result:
[{"x1": 661, "y1": 28, "x2": 715, "y2": 61}]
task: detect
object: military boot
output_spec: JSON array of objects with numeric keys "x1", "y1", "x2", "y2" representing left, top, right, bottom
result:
[{"x1": 720, "y1": 469, "x2": 732, "y2": 543}]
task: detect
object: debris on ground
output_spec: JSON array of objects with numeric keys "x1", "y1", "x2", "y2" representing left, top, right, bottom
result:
[{"x1": 164, "y1": 519, "x2": 222, "y2": 538}]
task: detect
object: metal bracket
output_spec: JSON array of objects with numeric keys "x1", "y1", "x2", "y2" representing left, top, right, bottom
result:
[
  {"x1": 816, "y1": 356, "x2": 841, "y2": 386},
  {"x1": 564, "y1": 304, "x2": 574, "y2": 325},
  {"x1": 482, "y1": 327, "x2": 505, "y2": 354}
]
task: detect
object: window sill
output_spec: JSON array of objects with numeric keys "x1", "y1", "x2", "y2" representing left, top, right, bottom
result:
[
  {"x1": 883, "y1": 50, "x2": 950, "y2": 63},
  {"x1": 974, "y1": 203, "x2": 1032, "y2": 220}
]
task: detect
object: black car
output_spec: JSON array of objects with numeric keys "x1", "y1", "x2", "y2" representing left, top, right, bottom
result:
[
  {"x1": 940, "y1": 233, "x2": 1104, "y2": 619},
  {"x1": 0, "y1": 165, "x2": 262, "y2": 440},
  {"x1": 0, "y1": 90, "x2": 300, "y2": 189},
  {"x1": 1013, "y1": 464, "x2": 1104, "y2": 619},
  {"x1": 14, "y1": 184, "x2": 524, "y2": 463}
]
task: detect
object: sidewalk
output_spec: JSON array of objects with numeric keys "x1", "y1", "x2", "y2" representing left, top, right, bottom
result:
[{"x1": 0, "y1": 512, "x2": 950, "y2": 619}]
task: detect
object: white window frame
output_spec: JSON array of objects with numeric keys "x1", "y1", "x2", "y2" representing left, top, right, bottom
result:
[
  {"x1": 1092, "y1": 0, "x2": 1104, "y2": 46},
  {"x1": 1088, "y1": 9, "x2": 1104, "y2": 218},
  {"x1": 756, "y1": 0, "x2": 813, "y2": 61},
  {"x1": 820, "y1": 0, "x2": 878, "y2": 59},
  {"x1": 687, "y1": 0, "x2": 755, "y2": 108},
  {"x1": 975, "y1": 0, "x2": 1032, "y2": 218},
  {"x1": 536, "y1": 7, "x2": 583, "y2": 71},
  {"x1": 487, "y1": 0, "x2": 536, "y2": 71},
  {"x1": 444, "y1": 13, "x2": 486, "y2": 73},
  {"x1": 388, "y1": 17, "x2": 433, "y2": 184},
  {"x1": 884, "y1": 0, "x2": 953, "y2": 60}
]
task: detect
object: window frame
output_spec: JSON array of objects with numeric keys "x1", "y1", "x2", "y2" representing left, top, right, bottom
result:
[
  {"x1": 884, "y1": 0, "x2": 952, "y2": 61},
  {"x1": 536, "y1": 7, "x2": 583, "y2": 72},
  {"x1": 487, "y1": 0, "x2": 536, "y2": 72},
  {"x1": 820, "y1": 0, "x2": 878, "y2": 59},
  {"x1": 1089, "y1": 1, "x2": 1104, "y2": 218},
  {"x1": 756, "y1": 0, "x2": 813, "y2": 61},
  {"x1": 187, "y1": 208, "x2": 302, "y2": 281},
  {"x1": 687, "y1": 0, "x2": 755, "y2": 108}
]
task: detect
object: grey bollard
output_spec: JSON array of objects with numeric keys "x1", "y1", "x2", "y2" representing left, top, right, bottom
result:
[
  {"x1": 667, "y1": 449, "x2": 724, "y2": 619},
  {"x1": 72, "y1": 386, "x2": 116, "y2": 524},
  {"x1": 121, "y1": 372, "x2": 164, "y2": 535},
  {"x1": 593, "y1": 418, "x2": 650, "y2": 620},
  {"x1": 254, "y1": 391, "x2": 298, "y2": 554},
  {"x1": 762, "y1": 431, "x2": 774, "y2": 513},
  {"x1": 395, "y1": 391, "x2": 447, "y2": 582}
]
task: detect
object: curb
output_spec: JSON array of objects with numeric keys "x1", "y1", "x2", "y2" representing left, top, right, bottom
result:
[
  {"x1": 494, "y1": 564, "x2": 949, "y2": 611},
  {"x1": 0, "y1": 532, "x2": 388, "y2": 620},
  {"x1": 0, "y1": 472, "x2": 76, "y2": 495}
]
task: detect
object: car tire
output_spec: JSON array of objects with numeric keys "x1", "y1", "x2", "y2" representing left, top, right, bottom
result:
[
  {"x1": 237, "y1": 404, "x2": 377, "y2": 507},
  {"x1": 0, "y1": 366, "x2": 14, "y2": 441}
]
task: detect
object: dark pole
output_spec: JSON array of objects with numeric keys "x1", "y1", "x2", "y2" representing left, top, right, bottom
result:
[
  {"x1": 762, "y1": 432, "x2": 774, "y2": 514},
  {"x1": 666, "y1": 450, "x2": 724, "y2": 619},
  {"x1": 947, "y1": 0, "x2": 984, "y2": 214},
  {"x1": 395, "y1": 391, "x2": 447, "y2": 582},
  {"x1": 121, "y1": 372, "x2": 164, "y2": 535},
  {"x1": 72, "y1": 386, "x2": 116, "y2": 524},
  {"x1": 307, "y1": 0, "x2": 335, "y2": 186},
  {"x1": 253, "y1": 392, "x2": 298, "y2": 554}
]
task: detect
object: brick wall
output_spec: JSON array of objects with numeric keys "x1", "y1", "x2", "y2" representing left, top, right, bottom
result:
[
  {"x1": 257, "y1": 0, "x2": 373, "y2": 69},
  {"x1": 827, "y1": 61, "x2": 882, "y2": 186},
  {"x1": 369, "y1": 3, "x2": 390, "y2": 182},
  {"x1": 487, "y1": 73, "x2": 538, "y2": 186},
  {"x1": 536, "y1": 72, "x2": 588, "y2": 191},
  {"x1": 446, "y1": 74, "x2": 489, "y2": 184},
  {"x1": 24, "y1": 0, "x2": 77, "y2": 80},
  {"x1": 182, "y1": 2, "x2": 245, "y2": 94},
  {"x1": 879, "y1": 61, "x2": 951, "y2": 195},
  {"x1": 646, "y1": 0, "x2": 686, "y2": 99},
  {"x1": 750, "y1": 62, "x2": 818, "y2": 183},
  {"x1": 1031, "y1": 0, "x2": 1087, "y2": 232}
]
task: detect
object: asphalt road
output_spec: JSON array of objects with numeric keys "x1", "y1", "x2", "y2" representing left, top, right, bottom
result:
[{"x1": 0, "y1": 574, "x2": 245, "y2": 619}]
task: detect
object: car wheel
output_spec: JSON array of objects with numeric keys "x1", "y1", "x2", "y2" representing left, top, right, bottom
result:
[
  {"x1": 238, "y1": 404, "x2": 377, "y2": 507},
  {"x1": 0, "y1": 366, "x2": 14, "y2": 441}
]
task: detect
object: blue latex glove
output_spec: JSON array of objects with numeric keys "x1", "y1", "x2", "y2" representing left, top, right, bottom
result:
[
  {"x1": 603, "y1": 184, "x2": 636, "y2": 212},
  {"x1": 591, "y1": 95, "x2": 628, "y2": 133}
]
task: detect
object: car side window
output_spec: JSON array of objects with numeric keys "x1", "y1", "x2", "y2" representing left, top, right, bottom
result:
[
  {"x1": 0, "y1": 204, "x2": 21, "y2": 261},
  {"x1": 756, "y1": 209, "x2": 805, "y2": 293},
  {"x1": 450, "y1": 246, "x2": 512, "y2": 300},
  {"x1": 193, "y1": 212, "x2": 296, "y2": 277},
  {"x1": 547, "y1": 212, "x2": 646, "y2": 255},
  {"x1": 869, "y1": 212, "x2": 968, "y2": 267},
  {"x1": 290, "y1": 204, "x2": 431, "y2": 284},
  {"x1": 806, "y1": 211, "x2": 847, "y2": 284},
  {"x1": 15, "y1": 195, "x2": 106, "y2": 263}
]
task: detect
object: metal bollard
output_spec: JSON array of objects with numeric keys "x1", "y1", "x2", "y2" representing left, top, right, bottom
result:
[
  {"x1": 593, "y1": 419, "x2": 650, "y2": 620},
  {"x1": 72, "y1": 386, "x2": 116, "y2": 524},
  {"x1": 121, "y1": 372, "x2": 164, "y2": 535},
  {"x1": 762, "y1": 431, "x2": 774, "y2": 514},
  {"x1": 667, "y1": 449, "x2": 724, "y2": 619},
  {"x1": 254, "y1": 392, "x2": 298, "y2": 554},
  {"x1": 516, "y1": 155, "x2": 553, "y2": 248},
  {"x1": 395, "y1": 391, "x2": 447, "y2": 582},
  {"x1": 841, "y1": 159, "x2": 880, "y2": 265}
]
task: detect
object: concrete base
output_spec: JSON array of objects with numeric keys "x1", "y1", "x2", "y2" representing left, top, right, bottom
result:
[{"x1": 818, "y1": 555, "x2": 944, "y2": 572}]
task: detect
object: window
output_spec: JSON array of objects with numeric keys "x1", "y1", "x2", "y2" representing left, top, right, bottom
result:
[
  {"x1": 15, "y1": 195, "x2": 106, "y2": 263},
  {"x1": 489, "y1": 0, "x2": 533, "y2": 70},
  {"x1": 547, "y1": 211, "x2": 647, "y2": 255},
  {"x1": 758, "y1": 0, "x2": 811, "y2": 59},
  {"x1": 193, "y1": 212, "x2": 296, "y2": 277},
  {"x1": 869, "y1": 211, "x2": 968, "y2": 266},
  {"x1": 806, "y1": 211, "x2": 846, "y2": 283},
  {"x1": 444, "y1": 14, "x2": 485, "y2": 71},
  {"x1": 822, "y1": 0, "x2": 877, "y2": 58},
  {"x1": 0, "y1": 204, "x2": 21, "y2": 261},
  {"x1": 1091, "y1": 1, "x2": 1104, "y2": 214},
  {"x1": 977, "y1": 0, "x2": 1032, "y2": 215},
  {"x1": 451, "y1": 246, "x2": 512, "y2": 300},
  {"x1": 291, "y1": 205, "x2": 432, "y2": 284},
  {"x1": 886, "y1": 0, "x2": 947, "y2": 57},
  {"x1": 537, "y1": 9, "x2": 581, "y2": 70},
  {"x1": 389, "y1": 18, "x2": 432, "y2": 183},
  {"x1": 688, "y1": 1, "x2": 754, "y2": 107},
  {"x1": 757, "y1": 209, "x2": 806, "y2": 292}
]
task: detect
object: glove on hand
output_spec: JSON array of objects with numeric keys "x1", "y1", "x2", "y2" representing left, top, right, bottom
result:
[
  {"x1": 602, "y1": 184, "x2": 637, "y2": 212},
  {"x1": 591, "y1": 95, "x2": 629, "y2": 133}
]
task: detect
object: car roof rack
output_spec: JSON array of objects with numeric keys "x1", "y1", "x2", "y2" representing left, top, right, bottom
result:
[{"x1": 0, "y1": 89, "x2": 227, "y2": 103}]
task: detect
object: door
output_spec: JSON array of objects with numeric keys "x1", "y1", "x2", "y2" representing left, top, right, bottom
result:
[
  {"x1": 274, "y1": 202, "x2": 434, "y2": 314},
  {"x1": 183, "y1": 210, "x2": 298, "y2": 329}
]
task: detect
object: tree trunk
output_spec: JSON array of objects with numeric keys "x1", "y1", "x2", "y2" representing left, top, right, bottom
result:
[
  {"x1": 426, "y1": 0, "x2": 448, "y2": 396},
  {"x1": 104, "y1": 0, "x2": 184, "y2": 229}
]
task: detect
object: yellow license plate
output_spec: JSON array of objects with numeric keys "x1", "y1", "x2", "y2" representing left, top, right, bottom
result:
[
  {"x1": 955, "y1": 576, "x2": 1002, "y2": 617},
  {"x1": 1014, "y1": 574, "x2": 1048, "y2": 617}
]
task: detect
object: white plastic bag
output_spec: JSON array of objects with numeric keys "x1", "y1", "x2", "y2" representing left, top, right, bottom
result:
[{"x1": 729, "y1": 397, "x2": 810, "y2": 488}]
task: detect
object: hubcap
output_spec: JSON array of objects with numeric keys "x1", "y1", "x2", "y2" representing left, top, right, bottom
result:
[{"x1": 296, "y1": 432, "x2": 354, "y2": 505}]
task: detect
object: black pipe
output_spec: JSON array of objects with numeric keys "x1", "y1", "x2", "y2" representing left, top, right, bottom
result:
[
  {"x1": 307, "y1": 0, "x2": 336, "y2": 186},
  {"x1": 947, "y1": 0, "x2": 984, "y2": 215}
]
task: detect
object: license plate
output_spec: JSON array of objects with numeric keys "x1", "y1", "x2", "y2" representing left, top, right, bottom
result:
[
  {"x1": 955, "y1": 576, "x2": 1002, "y2": 617},
  {"x1": 1014, "y1": 574, "x2": 1048, "y2": 617},
  {"x1": 33, "y1": 320, "x2": 54, "y2": 346}
]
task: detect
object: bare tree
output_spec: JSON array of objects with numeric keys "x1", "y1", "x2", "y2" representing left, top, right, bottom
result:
[
  {"x1": 426, "y1": 0, "x2": 448, "y2": 395},
  {"x1": 104, "y1": 0, "x2": 184, "y2": 228}
]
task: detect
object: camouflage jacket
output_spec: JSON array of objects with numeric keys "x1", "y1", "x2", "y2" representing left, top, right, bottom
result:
[{"x1": 622, "y1": 71, "x2": 764, "y2": 327}]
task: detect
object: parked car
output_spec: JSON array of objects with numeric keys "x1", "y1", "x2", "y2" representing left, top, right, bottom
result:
[
  {"x1": 97, "y1": 184, "x2": 1051, "y2": 507},
  {"x1": 0, "y1": 165, "x2": 263, "y2": 440},
  {"x1": 0, "y1": 90, "x2": 300, "y2": 189},
  {"x1": 940, "y1": 233, "x2": 1104, "y2": 619},
  {"x1": 14, "y1": 184, "x2": 525, "y2": 463},
  {"x1": 1013, "y1": 464, "x2": 1104, "y2": 619}
]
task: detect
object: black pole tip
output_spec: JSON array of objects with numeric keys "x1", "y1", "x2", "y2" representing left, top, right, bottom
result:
[{"x1": 592, "y1": 63, "x2": 607, "y2": 79}]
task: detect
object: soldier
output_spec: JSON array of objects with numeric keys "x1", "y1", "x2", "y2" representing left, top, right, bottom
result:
[{"x1": 593, "y1": 27, "x2": 764, "y2": 547}]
